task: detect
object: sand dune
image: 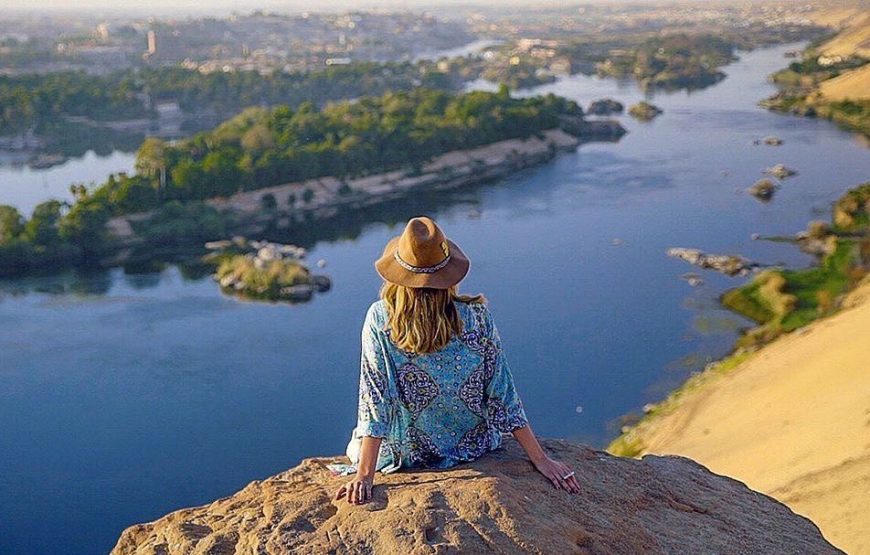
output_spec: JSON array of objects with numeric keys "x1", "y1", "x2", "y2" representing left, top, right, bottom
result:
[
  {"x1": 819, "y1": 63, "x2": 870, "y2": 100},
  {"x1": 819, "y1": 13, "x2": 870, "y2": 58},
  {"x1": 626, "y1": 279, "x2": 870, "y2": 554}
]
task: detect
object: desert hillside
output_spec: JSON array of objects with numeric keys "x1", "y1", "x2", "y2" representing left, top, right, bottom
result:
[
  {"x1": 820, "y1": 62, "x2": 870, "y2": 100},
  {"x1": 611, "y1": 279, "x2": 870, "y2": 554},
  {"x1": 818, "y1": 12, "x2": 870, "y2": 58},
  {"x1": 818, "y1": 12, "x2": 870, "y2": 101}
]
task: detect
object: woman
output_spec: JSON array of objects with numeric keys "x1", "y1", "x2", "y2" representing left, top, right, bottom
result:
[{"x1": 335, "y1": 216, "x2": 580, "y2": 505}]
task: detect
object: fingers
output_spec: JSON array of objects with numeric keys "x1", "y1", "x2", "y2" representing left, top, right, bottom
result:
[
  {"x1": 546, "y1": 472, "x2": 561, "y2": 489},
  {"x1": 337, "y1": 479, "x2": 375, "y2": 504},
  {"x1": 568, "y1": 475, "x2": 581, "y2": 494}
]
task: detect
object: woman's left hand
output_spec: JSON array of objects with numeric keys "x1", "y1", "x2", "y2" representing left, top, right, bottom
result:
[
  {"x1": 334, "y1": 474, "x2": 374, "y2": 504},
  {"x1": 533, "y1": 456, "x2": 581, "y2": 494}
]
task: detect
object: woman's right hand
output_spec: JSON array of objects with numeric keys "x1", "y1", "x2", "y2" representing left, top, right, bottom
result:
[
  {"x1": 334, "y1": 473, "x2": 374, "y2": 504},
  {"x1": 533, "y1": 455, "x2": 581, "y2": 494}
]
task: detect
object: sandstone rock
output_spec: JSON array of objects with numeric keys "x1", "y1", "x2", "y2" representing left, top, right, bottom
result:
[
  {"x1": 204, "y1": 240, "x2": 233, "y2": 251},
  {"x1": 559, "y1": 115, "x2": 627, "y2": 139},
  {"x1": 112, "y1": 438, "x2": 840, "y2": 555},
  {"x1": 280, "y1": 284, "x2": 314, "y2": 301},
  {"x1": 257, "y1": 246, "x2": 281, "y2": 261},
  {"x1": 763, "y1": 164, "x2": 797, "y2": 179},
  {"x1": 311, "y1": 274, "x2": 332, "y2": 293},
  {"x1": 680, "y1": 272, "x2": 704, "y2": 287},
  {"x1": 748, "y1": 178, "x2": 778, "y2": 201},
  {"x1": 667, "y1": 248, "x2": 757, "y2": 276},
  {"x1": 628, "y1": 101, "x2": 663, "y2": 121}
]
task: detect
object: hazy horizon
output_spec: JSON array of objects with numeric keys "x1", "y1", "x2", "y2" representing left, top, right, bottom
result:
[{"x1": 0, "y1": 0, "x2": 776, "y2": 16}]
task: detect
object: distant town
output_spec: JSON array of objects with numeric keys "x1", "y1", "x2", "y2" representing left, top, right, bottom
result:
[{"x1": 0, "y1": 3, "x2": 826, "y2": 76}]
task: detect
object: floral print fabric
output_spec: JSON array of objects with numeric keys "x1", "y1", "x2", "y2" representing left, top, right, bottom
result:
[{"x1": 356, "y1": 300, "x2": 528, "y2": 472}]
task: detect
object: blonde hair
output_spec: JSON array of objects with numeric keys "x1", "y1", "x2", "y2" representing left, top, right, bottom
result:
[{"x1": 380, "y1": 282, "x2": 485, "y2": 354}]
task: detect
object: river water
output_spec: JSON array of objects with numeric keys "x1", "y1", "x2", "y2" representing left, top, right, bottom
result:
[{"x1": 1, "y1": 43, "x2": 869, "y2": 554}]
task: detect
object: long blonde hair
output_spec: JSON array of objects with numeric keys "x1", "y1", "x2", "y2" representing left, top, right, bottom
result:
[{"x1": 380, "y1": 282, "x2": 485, "y2": 354}]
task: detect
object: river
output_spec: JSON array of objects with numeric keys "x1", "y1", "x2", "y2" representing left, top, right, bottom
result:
[{"x1": 1, "y1": 43, "x2": 869, "y2": 554}]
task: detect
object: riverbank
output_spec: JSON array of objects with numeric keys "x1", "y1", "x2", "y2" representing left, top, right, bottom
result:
[
  {"x1": 608, "y1": 278, "x2": 870, "y2": 554},
  {"x1": 761, "y1": 14, "x2": 870, "y2": 139}
]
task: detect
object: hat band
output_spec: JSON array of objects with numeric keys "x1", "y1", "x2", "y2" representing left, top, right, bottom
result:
[{"x1": 394, "y1": 250, "x2": 451, "y2": 274}]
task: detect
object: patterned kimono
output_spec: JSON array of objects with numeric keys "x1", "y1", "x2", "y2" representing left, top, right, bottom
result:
[{"x1": 350, "y1": 300, "x2": 528, "y2": 473}]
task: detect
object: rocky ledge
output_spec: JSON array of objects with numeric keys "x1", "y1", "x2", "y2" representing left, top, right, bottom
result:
[{"x1": 112, "y1": 438, "x2": 839, "y2": 555}]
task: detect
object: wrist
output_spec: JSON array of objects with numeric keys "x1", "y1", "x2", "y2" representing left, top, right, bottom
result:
[{"x1": 529, "y1": 451, "x2": 549, "y2": 466}]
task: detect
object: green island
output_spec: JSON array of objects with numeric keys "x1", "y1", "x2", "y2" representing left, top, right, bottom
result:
[
  {"x1": 595, "y1": 34, "x2": 737, "y2": 91},
  {"x1": 610, "y1": 181, "x2": 870, "y2": 457},
  {"x1": 0, "y1": 87, "x2": 611, "y2": 277},
  {"x1": 627, "y1": 101, "x2": 663, "y2": 121},
  {"x1": 204, "y1": 238, "x2": 331, "y2": 303}
]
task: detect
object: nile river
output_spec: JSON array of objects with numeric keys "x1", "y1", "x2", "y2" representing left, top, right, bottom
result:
[{"x1": 2, "y1": 43, "x2": 870, "y2": 554}]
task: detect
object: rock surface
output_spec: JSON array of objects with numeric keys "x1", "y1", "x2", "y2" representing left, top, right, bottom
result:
[
  {"x1": 667, "y1": 247, "x2": 758, "y2": 276},
  {"x1": 112, "y1": 438, "x2": 840, "y2": 555}
]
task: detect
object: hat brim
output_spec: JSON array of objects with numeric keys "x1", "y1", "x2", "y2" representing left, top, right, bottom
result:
[{"x1": 375, "y1": 236, "x2": 470, "y2": 289}]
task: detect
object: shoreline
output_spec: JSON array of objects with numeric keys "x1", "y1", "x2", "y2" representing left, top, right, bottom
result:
[
  {"x1": 608, "y1": 278, "x2": 870, "y2": 553},
  {"x1": 103, "y1": 125, "x2": 622, "y2": 262}
]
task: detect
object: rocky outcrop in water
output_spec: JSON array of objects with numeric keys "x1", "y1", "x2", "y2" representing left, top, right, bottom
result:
[
  {"x1": 587, "y1": 98, "x2": 625, "y2": 115},
  {"x1": 628, "y1": 101, "x2": 663, "y2": 121},
  {"x1": 112, "y1": 438, "x2": 840, "y2": 555},
  {"x1": 667, "y1": 247, "x2": 759, "y2": 276},
  {"x1": 205, "y1": 238, "x2": 331, "y2": 303},
  {"x1": 747, "y1": 178, "x2": 779, "y2": 201},
  {"x1": 559, "y1": 115, "x2": 627, "y2": 139},
  {"x1": 764, "y1": 164, "x2": 797, "y2": 179}
]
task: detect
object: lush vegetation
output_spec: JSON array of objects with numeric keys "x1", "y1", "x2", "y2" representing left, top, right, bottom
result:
[
  {"x1": 214, "y1": 255, "x2": 311, "y2": 299},
  {"x1": 596, "y1": 34, "x2": 735, "y2": 90},
  {"x1": 762, "y1": 49, "x2": 870, "y2": 138},
  {"x1": 0, "y1": 87, "x2": 581, "y2": 277},
  {"x1": 627, "y1": 101, "x2": 663, "y2": 121},
  {"x1": 0, "y1": 72, "x2": 149, "y2": 134},
  {"x1": 610, "y1": 181, "x2": 870, "y2": 458},
  {"x1": 0, "y1": 62, "x2": 462, "y2": 135},
  {"x1": 91, "y1": 87, "x2": 580, "y2": 209},
  {"x1": 721, "y1": 183, "x2": 870, "y2": 348},
  {"x1": 0, "y1": 200, "x2": 106, "y2": 276}
]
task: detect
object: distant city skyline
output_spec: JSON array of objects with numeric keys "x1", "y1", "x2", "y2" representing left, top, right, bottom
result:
[{"x1": 0, "y1": 0, "x2": 735, "y2": 16}]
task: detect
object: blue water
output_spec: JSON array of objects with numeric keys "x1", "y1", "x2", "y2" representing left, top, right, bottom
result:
[
  {"x1": 1, "y1": 43, "x2": 869, "y2": 554},
  {"x1": 0, "y1": 150, "x2": 137, "y2": 217}
]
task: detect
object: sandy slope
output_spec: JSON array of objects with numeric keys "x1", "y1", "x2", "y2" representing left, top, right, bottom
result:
[
  {"x1": 631, "y1": 280, "x2": 870, "y2": 554},
  {"x1": 819, "y1": 13, "x2": 870, "y2": 58},
  {"x1": 820, "y1": 63, "x2": 870, "y2": 101}
]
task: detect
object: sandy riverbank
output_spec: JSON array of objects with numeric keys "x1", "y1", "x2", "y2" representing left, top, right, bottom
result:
[
  {"x1": 611, "y1": 278, "x2": 870, "y2": 554},
  {"x1": 106, "y1": 128, "x2": 594, "y2": 242}
]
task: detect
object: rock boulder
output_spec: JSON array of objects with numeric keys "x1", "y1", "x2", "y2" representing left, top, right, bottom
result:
[{"x1": 112, "y1": 438, "x2": 840, "y2": 555}]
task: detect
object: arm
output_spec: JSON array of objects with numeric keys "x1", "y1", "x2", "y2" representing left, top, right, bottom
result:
[
  {"x1": 485, "y1": 309, "x2": 580, "y2": 494},
  {"x1": 335, "y1": 306, "x2": 391, "y2": 505},
  {"x1": 513, "y1": 424, "x2": 580, "y2": 494},
  {"x1": 335, "y1": 436, "x2": 382, "y2": 504}
]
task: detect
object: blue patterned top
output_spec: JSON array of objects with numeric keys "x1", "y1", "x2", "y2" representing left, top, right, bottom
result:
[{"x1": 356, "y1": 300, "x2": 528, "y2": 473}]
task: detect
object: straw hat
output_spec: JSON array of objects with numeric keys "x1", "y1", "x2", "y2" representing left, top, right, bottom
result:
[{"x1": 375, "y1": 217, "x2": 470, "y2": 289}]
